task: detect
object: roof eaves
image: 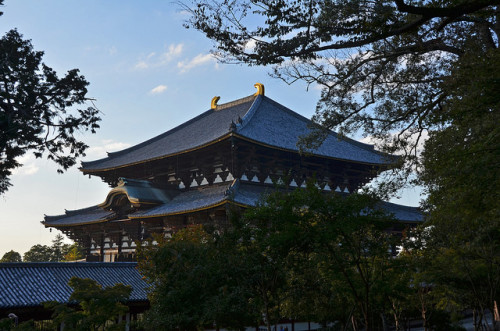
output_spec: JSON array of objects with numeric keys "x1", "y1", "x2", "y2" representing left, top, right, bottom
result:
[
  {"x1": 80, "y1": 134, "x2": 234, "y2": 174},
  {"x1": 260, "y1": 96, "x2": 395, "y2": 158},
  {"x1": 80, "y1": 107, "x2": 221, "y2": 169},
  {"x1": 129, "y1": 200, "x2": 230, "y2": 219},
  {"x1": 232, "y1": 133, "x2": 393, "y2": 167},
  {"x1": 43, "y1": 206, "x2": 116, "y2": 228}
]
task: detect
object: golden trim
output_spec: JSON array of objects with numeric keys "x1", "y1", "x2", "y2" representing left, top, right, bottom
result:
[
  {"x1": 254, "y1": 83, "x2": 265, "y2": 96},
  {"x1": 229, "y1": 201, "x2": 249, "y2": 209},
  {"x1": 211, "y1": 96, "x2": 220, "y2": 109}
]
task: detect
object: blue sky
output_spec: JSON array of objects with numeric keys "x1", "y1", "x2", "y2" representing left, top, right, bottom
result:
[{"x1": 0, "y1": 1, "x2": 421, "y2": 257}]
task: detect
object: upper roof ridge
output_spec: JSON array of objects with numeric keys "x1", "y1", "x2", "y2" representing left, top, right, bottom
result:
[
  {"x1": 215, "y1": 94, "x2": 256, "y2": 111},
  {"x1": 80, "y1": 87, "x2": 394, "y2": 173},
  {"x1": 235, "y1": 94, "x2": 263, "y2": 131}
]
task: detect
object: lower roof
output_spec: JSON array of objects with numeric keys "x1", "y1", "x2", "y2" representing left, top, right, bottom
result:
[
  {"x1": 44, "y1": 180, "x2": 423, "y2": 227},
  {"x1": 0, "y1": 262, "x2": 148, "y2": 309}
]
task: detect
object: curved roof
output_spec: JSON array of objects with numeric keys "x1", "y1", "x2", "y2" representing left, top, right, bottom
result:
[
  {"x1": 237, "y1": 96, "x2": 392, "y2": 164},
  {"x1": 44, "y1": 180, "x2": 422, "y2": 226},
  {"x1": 43, "y1": 206, "x2": 115, "y2": 227},
  {"x1": 81, "y1": 96, "x2": 256, "y2": 172},
  {"x1": 81, "y1": 94, "x2": 393, "y2": 172}
]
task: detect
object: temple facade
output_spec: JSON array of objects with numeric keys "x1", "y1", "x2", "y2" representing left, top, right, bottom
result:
[{"x1": 43, "y1": 84, "x2": 422, "y2": 262}]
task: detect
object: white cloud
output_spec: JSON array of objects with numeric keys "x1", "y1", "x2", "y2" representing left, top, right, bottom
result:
[
  {"x1": 108, "y1": 46, "x2": 117, "y2": 56},
  {"x1": 12, "y1": 154, "x2": 39, "y2": 176},
  {"x1": 161, "y1": 44, "x2": 183, "y2": 63},
  {"x1": 135, "y1": 61, "x2": 148, "y2": 69},
  {"x1": 149, "y1": 84, "x2": 168, "y2": 95},
  {"x1": 177, "y1": 53, "x2": 216, "y2": 73},
  {"x1": 85, "y1": 140, "x2": 131, "y2": 159},
  {"x1": 134, "y1": 44, "x2": 184, "y2": 70},
  {"x1": 244, "y1": 39, "x2": 257, "y2": 53}
]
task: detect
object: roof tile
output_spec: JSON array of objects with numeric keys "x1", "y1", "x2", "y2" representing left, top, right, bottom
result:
[{"x1": 0, "y1": 263, "x2": 148, "y2": 308}]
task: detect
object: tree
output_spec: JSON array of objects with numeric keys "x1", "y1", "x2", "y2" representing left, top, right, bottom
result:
[
  {"x1": 23, "y1": 244, "x2": 53, "y2": 262},
  {"x1": 138, "y1": 184, "x2": 406, "y2": 331},
  {"x1": 44, "y1": 277, "x2": 132, "y2": 331},
  {"x1": 417, "y1": 48, "x2": 500, "y2": 330},
  {"x1": 137, "y1": 225, "x2": 257, "y2": 331},
  {"x1": 0, "y1": 249, "x2": 22, "y2": 262},
  {"x1": 0, "y1": 27, "x2": 100, "y2": 194},
  {"x1": 186, "y1": 4, "x2": 499, "y2": 327},
  {"x1": 64, "y1": 243, "x2": 85, "y2": 261},
  {"x1": 185, "y1": 0, "x2": 498, "y2": 183},
  {"x1": 242, "y1": 184, "x2": 401, "y2": 331},
  {"x1": 51, "y1": 234, "x2": 71, "y2": 262},
  {"x1": 23, "y1": 234, "x2": 73, "y2": 262}
]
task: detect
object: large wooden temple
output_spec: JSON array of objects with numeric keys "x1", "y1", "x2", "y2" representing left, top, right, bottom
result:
[{"x1": 43, "y1": 84, "x2": 422, "y2": 262}]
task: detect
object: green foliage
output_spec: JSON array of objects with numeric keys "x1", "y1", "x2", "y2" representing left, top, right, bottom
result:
[
  {"x1": 417, "y1": 46, "x2": 500, "y2": 329},
  {"x1": 23, "y1": 234, "x2": 73, "y2": 262},
  {"x1": 0, "y1": 250, "x2": 22, "y2": 262},
  {"x1": 243, "y1": 184, "x2": 400, "y2": 330},
  {"x1": 0, "y1": 28, "x2": 100, "y2": 195},
  {"x1": 139, "y1": 184, "x2": 404, "y2": 331},
  {"x1": 44, "y1": 277, "x2": 132, "y2": 331},
  {"x1": 0, "y1": 318, "x2": 37, "y2": 331},
  {"x1": 137, "y1": 225, "x2": 256, "y2": 330},
  {"x1": 23, "y1": 244, "x2": 54, "y2": 262},
  {"x1": 186, "y1": 0, "x2": 498, "y2": 174},
  {"x1": 185, "y1": 2, "x2": 500, "y2": 327},
  {"x1": 64, "y1": 243, "x2": 85, "y2": 261}
]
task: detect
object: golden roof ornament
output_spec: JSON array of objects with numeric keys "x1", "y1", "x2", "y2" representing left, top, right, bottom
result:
[
  {"x1": 211, "y1": 96, "x2": 220, "y2": 109},
  {"x1": 254, "y1": 83, "x2": 265, "y2": 96}
]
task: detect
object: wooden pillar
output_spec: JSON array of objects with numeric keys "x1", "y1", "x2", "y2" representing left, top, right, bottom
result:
[
  {"x1": 100, "y1": 234, "x2": 105, "y2": 262},
  {"x1": 117, "y1": 233, "x2": 122, "y2": 261}
]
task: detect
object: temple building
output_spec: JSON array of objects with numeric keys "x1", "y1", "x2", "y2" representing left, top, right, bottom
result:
[{"x1": 43, "y1": 84, "x2": 422, "y2": 262}]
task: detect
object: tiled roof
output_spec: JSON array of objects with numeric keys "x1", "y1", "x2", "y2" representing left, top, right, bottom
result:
[
  {"x1": 81, "y1": 96, "x2": 256, "y2": 171},
  {"x1": 43, "y1": 206, "x2": 115, "y2": 227},
  {"x1": 130, "y1": 181, "x2": 274, "y2": 219},
  {"x1": 130, "y1": 183, "x2": 232, "y2": 218},
  {"x1": 44, "y1": 181, "x2": 422, "y2": 225},
  {"x1": 0, "y1": 263, "x2": 148, "y2": 309},
  {"x1": 378, "y1": 201, "x2": 424, "y2": 223},
  {"x1": 237, "y1": 96, "x2": 392, "y2": 164},
  {"x1": 81, "y1": 94, "x2": 393, "y2": 172}
]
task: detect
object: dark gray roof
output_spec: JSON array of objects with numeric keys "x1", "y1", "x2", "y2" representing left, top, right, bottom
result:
[
  {"x1": 237, "y1": 96, "x2": 392, "y2": 164},
  {"x1": 81, "y1": 94, "x2": 392, "y2": 172},
  {"x1": 0, "y1": 263, "x2": 148, "y2": 309},
  {"x1": 378, "y1": 201, "x2": 424, "y2": 223},
  {"x1": 131, "y1": 181, "x2": 272, "y2": 219},
  {"x1": 43, "y1": 206, "x2": 115, "y2": 227},
  {"x1": 131, "y1": 183, "x2": 232, "y2": 218},
  {"x1": 81, "y1": 96, "x2": 256, "y2": 171},
  {"x1": 44, "y1": 180, "x2": 422, "y2": 225}
]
